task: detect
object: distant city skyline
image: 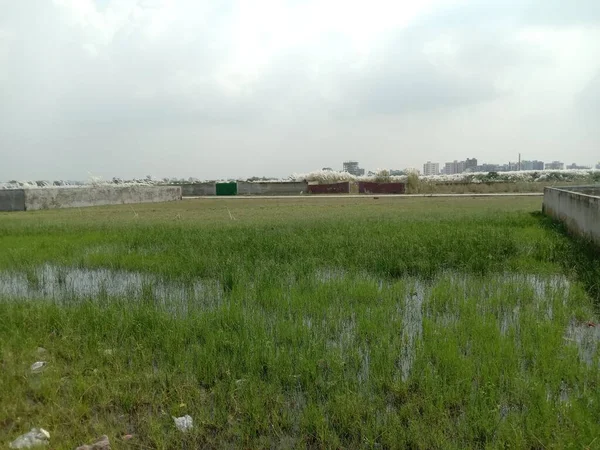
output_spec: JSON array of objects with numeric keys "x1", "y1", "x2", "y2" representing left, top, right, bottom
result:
[
  {"x1": 2, "y1": 155, "x2": 598, "y2": 184},
  {"x1": 417, "y1": 157, "x2": 595, "y2": 176},
  {"x1": 332, "y1": 156, "x2": 600, "y2": 178},
  {"x1": 340, "y1": 156, "x2": 597, "y2": 175}
]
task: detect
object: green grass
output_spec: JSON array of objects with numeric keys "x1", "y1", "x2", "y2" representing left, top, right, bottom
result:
[{"x1": 1, "y1": 197, "x2": 599, "y2": 448}]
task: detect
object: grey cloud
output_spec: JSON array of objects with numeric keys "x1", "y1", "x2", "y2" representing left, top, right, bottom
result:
[
  {"x1": 345, "y1": 65, "x2": 498, "y2": 116},
  {"x1": 243, "y1": 36, "x2": 357, "y2": 119},
  {"x1": 525, "y1": 0, "x2": 600, "y2": 26},
  {"x1": 578, "y1": 72, "x2": 600, "y2": 117},
  {"x1": 0, "y1": 0, "x2": 248, "y2": 130},
  {"x1": 416, "y1": 0, "x2": 600, "y2": 31},
  {"x1": 404, "y1": 1, "x2": 555, "y2": 70},
  {"x1": 0, "y1": 0, "x2": 552, "y2": 129},
  {"x1": 414, "y1": 0, "x2": 528, "y2": 30},
  {"x1": 333, "y1": 0, "x2": 590, "y2": 117},
  {"x1": 245, "y1": 17, "x2": 510, "y2": 119},
  {"x1": 331, "y1": 20, "x2": 509, "y2": 116}
]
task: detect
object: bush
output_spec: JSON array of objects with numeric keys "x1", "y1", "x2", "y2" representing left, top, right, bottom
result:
[
  {"x1": 406, "y1": 172, "x2": 421, "y2": 194},
  {"x1": 374, "y1": 169, "x2": 391, "y2": 183}
]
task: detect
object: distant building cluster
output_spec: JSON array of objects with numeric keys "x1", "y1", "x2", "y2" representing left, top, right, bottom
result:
[
  {"x1": 545, "y1": 161, "x2": 564, "y2": 170},
  {"x1": 566, "y1": 162, "x2": 592, "y2": 170},
  {"x1": 342, "y1": 161, "x2": 365, "y2": 176},
  {"x1": 520, "y1": 160, "x2": 545, "y2": 171},
  {"x1": 330, "y1": 158, "x2": 596, "y2": 179},
  {"x1": 421, "y1": 157, "x2": 592, "y2": 176}
]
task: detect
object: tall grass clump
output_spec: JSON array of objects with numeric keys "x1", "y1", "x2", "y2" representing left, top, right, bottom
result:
[{"x1": 406, "y1": 171, "x2": 421, "y2": 194}]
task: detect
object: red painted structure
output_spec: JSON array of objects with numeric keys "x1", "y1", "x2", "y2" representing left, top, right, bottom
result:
[
  {"x1": 358, "y1": 182, "x2": 406, "y2": 194},
  {"x1": 307, "y1": 182, "x2": 351, "y2": 194}
]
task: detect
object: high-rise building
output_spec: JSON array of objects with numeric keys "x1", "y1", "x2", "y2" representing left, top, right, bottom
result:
[
  {"x1": 444, "y1": 160, "x2": 466, "y2": 175},
  {"x1": 465, "y1": 158, "x2": 478, "y2": 172},
  {"x1": 521, "y1": 160, "x2": 544, "y2": 171},
  {"x1": 342, "y1": 161, "x2": 365, "y2": 176},
  {"x1": 596, "y1": 162, "x2": 600, "y2": 170},
  {"x1": 423, "y1": 161, "x2": 439, "y2": 176},
  {"x1": 546, "y1": 161, "x2": 565, "y2": 170},
  {"x1": 508, "y1": 162, "x2": 520, "y2": 171}
]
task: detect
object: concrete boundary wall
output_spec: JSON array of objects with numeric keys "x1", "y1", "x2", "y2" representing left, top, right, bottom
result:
[
  {"x1": 179, "y1": 183, "x2": 216, "y2": 196},
  {"x1": 0, "y1": 189, "x2": 26, "y2": 211},
  {"x1": 0, "y1": 186, "x2": 181, "y2": 211},
  {"x1": 237, "y1": 181, "x2": 308, "y2": 196},
  {"x1": 543, "y1": 186, "x2": 600, "y2": 246}
]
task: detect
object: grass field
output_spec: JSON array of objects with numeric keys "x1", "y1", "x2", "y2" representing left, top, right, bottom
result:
[{"x1": 1, "y1": 197, "x2": 600, "y2": 449}]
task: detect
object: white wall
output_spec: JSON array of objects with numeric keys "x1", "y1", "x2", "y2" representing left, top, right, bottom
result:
[
  {"x1": 543, "y1": 187, "x2": 600, "y2": 246},
  {"x1": 22, "y1": 186, "x2": 181, "y2": 211}
]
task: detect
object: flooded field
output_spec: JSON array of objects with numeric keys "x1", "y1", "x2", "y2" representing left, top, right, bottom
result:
[
  {"x1": 0, "y1": 264, "x2": 223, "y2": 312},
  {"x1": 1, "y1": 197, "x2": 599, "y2": 448}
]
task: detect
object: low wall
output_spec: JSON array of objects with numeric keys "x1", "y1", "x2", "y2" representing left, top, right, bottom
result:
[
  {"x1": 565, "y1": 186, "x2": 600, "y2": 197},
  {"x1": 4, "y1": 186, "x2": 182, "y2": 211},
  {"x1": 0, "y1": 189, "x2": 25, "y2": 211},
  {"x1": 179, "y1": 183, "x2": 216, "y2": 196},
  {"x1": 237, "y1": 181, "x2": 308, "y2": 195},
  {"x1": 358, "y1": 182, "x2": 406, "y2": 194},
  {"x1": 308, "y1": 182, "x2": 350, "y2": 194},
  {"x1": 543, "y1": 186, "x2": 600, "y2": 246}
]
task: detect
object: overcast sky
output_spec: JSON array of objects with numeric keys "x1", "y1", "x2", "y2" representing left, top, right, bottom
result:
[{"x1": 1, "y1": 0, "x2": 599, "y2": 181}]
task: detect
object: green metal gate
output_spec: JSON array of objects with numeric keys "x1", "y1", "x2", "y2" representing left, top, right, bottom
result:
[{"x1": 216, "y1": 182, "x2": 237, "y2": 196}]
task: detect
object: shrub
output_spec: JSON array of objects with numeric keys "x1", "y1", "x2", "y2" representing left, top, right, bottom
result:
[{"x1": 406, "y1": 172, "x2": 421, "y2": 194}]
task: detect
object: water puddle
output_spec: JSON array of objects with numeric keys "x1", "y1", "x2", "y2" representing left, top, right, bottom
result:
[
  {"x1": 313, "y1": 268, "x2": 577, "y2": 379},
  {"x1": 399, "y1": 280, "x2": 424, "y2": 381},
  {"x1": 325, "y1": 313, "x2": 357, "y2": 355},
  {"x1": 358, "y1": 345, "x2": 371, "y2": 385},
  {"x1": 0, "y1": 264, "x2": 590, "y2": 371},
  {"x1": 545, "y1": 381, "x2": 572, "y2": 406},
  {"x1": 500, "y1": 306, "x2": 520, "y2": 336},
  {"x1": 315, "y1": 267, "x2": 347, "y2": 283},
  {"x1": 0, "y1": 264, "x2": 222, "y2": 312},
  {"x1": 564, "y1": 319, "x2": 600, "y2": 366}
]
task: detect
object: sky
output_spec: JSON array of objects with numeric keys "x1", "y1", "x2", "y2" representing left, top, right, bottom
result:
[{"x1": 1, "y1": 0, "x2": 599, "y2": 181}]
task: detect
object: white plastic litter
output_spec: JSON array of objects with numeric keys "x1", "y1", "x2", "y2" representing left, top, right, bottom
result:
[
  {"x1": 173, "y1": 415, "x2": 193, "y2": 432},
  {"x1": 9, "y1": 428, "x2": 50, "y2": 448},
  {"x1": 30, "y1": 362, "x2": 47, "y2": 373}
]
